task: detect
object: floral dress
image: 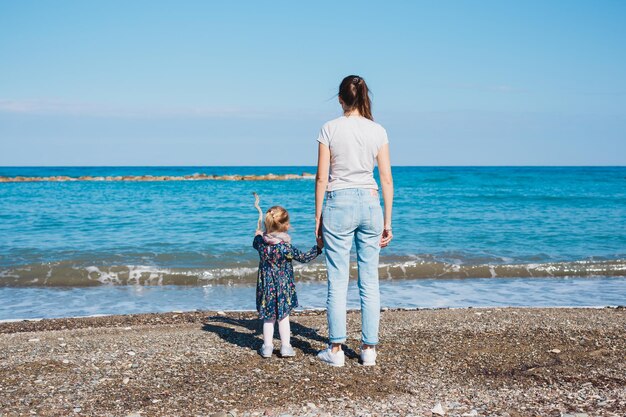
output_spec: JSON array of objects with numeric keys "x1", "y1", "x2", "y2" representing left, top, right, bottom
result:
[{"x1": 253, "y1": 234, "x2": 321, "y2": 320}]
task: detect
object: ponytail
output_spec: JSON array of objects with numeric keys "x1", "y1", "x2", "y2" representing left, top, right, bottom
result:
[
  {"x1": 264, "y1": 205, "x2": 290, "y2": 233},
  {"x1": 338, "y1": 75, "x2": 373, "y2": 120}
]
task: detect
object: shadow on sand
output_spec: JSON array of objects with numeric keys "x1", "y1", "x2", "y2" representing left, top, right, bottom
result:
[{"x1": 201, "y1": 315, "x2": 358, "y2": 359}]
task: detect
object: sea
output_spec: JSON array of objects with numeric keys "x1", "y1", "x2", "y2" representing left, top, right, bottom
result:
[{"x1": 1, "y1": 166, "x2": 625, "y2": 320}]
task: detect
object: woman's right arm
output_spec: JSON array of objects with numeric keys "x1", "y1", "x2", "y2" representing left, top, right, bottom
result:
[
  {"x1": 377, "y1": 143, "x2": 394, "y2": 247},
  {"x1": 315, "y1": 142, "x2": 330, "y2": 242}
]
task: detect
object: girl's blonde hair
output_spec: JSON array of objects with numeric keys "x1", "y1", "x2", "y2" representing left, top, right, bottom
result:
[{"x1": 264, "y1": 206, "x2": 289, "y2": 233}]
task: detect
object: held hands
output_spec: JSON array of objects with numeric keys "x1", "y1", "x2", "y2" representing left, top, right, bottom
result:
[{"x1": 380, "y1": 227, "x2": 393, "y2": 248}]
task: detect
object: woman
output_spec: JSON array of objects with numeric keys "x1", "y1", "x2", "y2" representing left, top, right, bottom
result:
[{"x1": 315, "y1": 75, "x2": 393, "y2": 367}]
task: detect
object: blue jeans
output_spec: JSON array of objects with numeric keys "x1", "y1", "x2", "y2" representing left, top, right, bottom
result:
[{"x1": 322, "y1": 188, "x2": 383, "y2": 346}]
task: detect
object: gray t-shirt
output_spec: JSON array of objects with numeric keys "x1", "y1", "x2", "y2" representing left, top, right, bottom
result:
[{"x1": 317, "y1": 116, "x2": 389, "y2": 191}]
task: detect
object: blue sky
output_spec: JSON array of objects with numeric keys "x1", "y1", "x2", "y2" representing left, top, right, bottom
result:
[{"x1": 1, "y1": 1, "x2": 625, "y2": 166}]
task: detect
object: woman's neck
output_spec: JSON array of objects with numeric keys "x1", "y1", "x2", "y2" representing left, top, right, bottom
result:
[{"x1": 343, "y1": 108, "x2": 361, "y2": 117}]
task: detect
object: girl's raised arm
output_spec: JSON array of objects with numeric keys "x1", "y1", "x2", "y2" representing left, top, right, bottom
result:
[
  {"x1": 252, "y1": 234, "x2": 263, "y2": 250},
  {"x1": 253, "y1": 192, "x2": 263, "y2": 236}
]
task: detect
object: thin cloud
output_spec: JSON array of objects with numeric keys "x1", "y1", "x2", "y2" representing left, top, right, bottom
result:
[
  {"x1": 0, "y1": 99, "x2": 283, "y2": 119},
  {"x1": 449, "y1": 84, "x2": 626, "y2": 96},
  {"x1": 449, "y1": 83, "x2": 527, "y2": 94}
]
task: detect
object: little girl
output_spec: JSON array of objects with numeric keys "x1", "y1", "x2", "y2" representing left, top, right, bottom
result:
[{"x1": 253, "y1": 194, "x2": 322, "y2": 358}]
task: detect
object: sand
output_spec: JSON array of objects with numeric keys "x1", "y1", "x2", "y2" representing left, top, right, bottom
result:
[{"x1": 1, "y1": 307, "x2": 624, "y2": 417}]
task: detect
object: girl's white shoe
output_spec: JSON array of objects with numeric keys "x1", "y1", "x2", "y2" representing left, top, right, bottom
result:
[
  {"x1": 260, "y1": 344, "x2": 273, "y2": 358},
  {"x1": 360, "y1": 347, "x2": 377, "y2": 366},
  {"x1": 317, "y1": 346, "x2": 345, "y2": 367},
  {"x1": 280, "y1": 344, "x2": 296, "y2": 357}
]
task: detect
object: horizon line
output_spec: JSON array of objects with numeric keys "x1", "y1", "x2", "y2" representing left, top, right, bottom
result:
[{"x1": 1, "y1": 165, "x2": 625, "y2": 168}]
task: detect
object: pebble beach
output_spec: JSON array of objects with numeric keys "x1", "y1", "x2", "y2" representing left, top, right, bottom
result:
[{"x1": 1, "y1": 307, "x2": 625, "y2": 417}]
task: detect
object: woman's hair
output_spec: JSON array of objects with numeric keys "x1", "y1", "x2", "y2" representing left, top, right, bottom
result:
[
  {"x1": 264, "y1": 205, "x2": 289, "y2": 233},
  {"x1": 338, "y1": 75, "x2": 373, "y2": 120}
]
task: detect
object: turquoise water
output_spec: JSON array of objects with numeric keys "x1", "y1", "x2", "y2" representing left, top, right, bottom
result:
[
  {"x1": 1, "y1": 166, "x2": 625, "y2": 318},
  {"x1": 2, "y1": 277, "x2": 625, "y2": 320}
]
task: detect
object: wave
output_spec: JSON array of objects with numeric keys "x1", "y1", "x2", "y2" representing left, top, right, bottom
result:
[{"x1": 1, "y1": 259, "x2": 625, "y2": 287}]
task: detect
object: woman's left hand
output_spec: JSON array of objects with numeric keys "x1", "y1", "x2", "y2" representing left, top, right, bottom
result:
[{"x1": 380, "y1": 228, "x2": 393, "y2": 248}]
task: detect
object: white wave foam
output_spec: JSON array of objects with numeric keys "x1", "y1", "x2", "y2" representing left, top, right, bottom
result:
[
  {"x1": 86, "y1": 265, "x2": 173, "y2": 285},
  {"x1": 2, "y1": 258, "x2": 626, "y2": 287},
  {"x1": 199, "y1": 266, "x2": 258, "y2": 280}
]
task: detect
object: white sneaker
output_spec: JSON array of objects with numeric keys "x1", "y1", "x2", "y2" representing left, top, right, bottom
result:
[
  {"x1": 317, "y1": 346, "x2": 345, "y2": 367},
  {"x1": 360, "y1": 347, "x2": 377, "y2": 366},
  {"x1": 280, "y1": 344, "x2": 296, "y2": 357},
  {"x1": 260, "y1": 344, "x2": 273, "y2": 358}
]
